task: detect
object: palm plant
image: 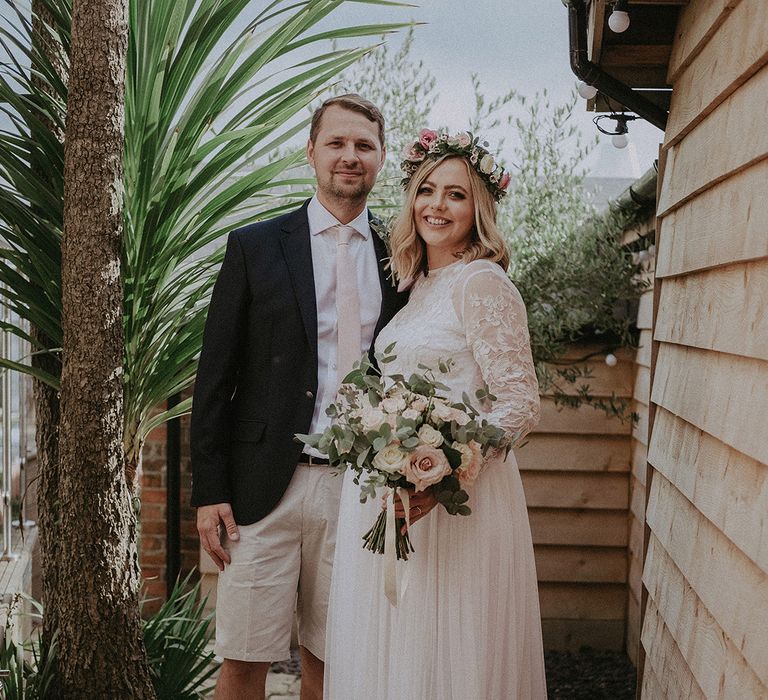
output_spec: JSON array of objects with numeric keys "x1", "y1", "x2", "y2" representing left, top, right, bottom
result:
[{"x1": 0, "y1": 0, "x2": 412, "y2": 479}]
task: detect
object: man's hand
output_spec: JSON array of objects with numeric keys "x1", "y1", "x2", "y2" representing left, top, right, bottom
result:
[{"x1": 197, "y1": 503, "x2": 239, "y2": 571}]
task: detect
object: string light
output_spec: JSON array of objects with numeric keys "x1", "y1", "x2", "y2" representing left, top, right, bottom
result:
[
  {"x1": 593, "y1": 113, "x2": 637, "y2": 149},
  {"x1": 577, "y1": 81, "x2": 598, "y2": 100},
  {"x1": 608, "y1": 0, "x2": 630, "y2": 33}
]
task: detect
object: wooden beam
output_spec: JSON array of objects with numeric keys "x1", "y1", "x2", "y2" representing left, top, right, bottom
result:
[
  {"x1": 601, "y1": 44, "x2": 672, "y2": 66},
  {"x1": 588, "y1": 0, "x2": 607, "y2": 63}
]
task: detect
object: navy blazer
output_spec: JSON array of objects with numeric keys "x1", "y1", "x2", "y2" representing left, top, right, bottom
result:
[{"x1": 190, "y1": 200, "x2": 407, "y2": 524}]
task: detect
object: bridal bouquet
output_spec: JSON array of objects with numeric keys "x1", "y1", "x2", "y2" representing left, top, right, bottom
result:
[{"x1": 297, "y1": 343, "x2": 511, "y2": 563}]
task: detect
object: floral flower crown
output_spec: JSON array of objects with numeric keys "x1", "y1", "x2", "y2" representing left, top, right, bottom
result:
[{"x1": 400, "y1": 129, "x2": 511, "y2": 202}]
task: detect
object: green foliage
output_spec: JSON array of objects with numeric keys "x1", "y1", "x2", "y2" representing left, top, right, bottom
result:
[
  {"x1": 142, "y1": 574, "x2": 218, "y2": 699},
  {"x1": 0, "y1": 577, "x2": 217, "y2": 699},
  {"x1": 498, "y1": 90, "x2": 648, "y2": 419}
]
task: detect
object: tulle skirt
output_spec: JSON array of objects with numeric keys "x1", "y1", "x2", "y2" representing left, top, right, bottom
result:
[{"x1": 324, "y1": 451, "x2": 547, "y2": 700}]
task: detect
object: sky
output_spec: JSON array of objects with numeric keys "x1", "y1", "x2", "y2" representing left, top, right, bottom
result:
[
  {"x1": 315, "y1": 0, "x2": 663, "y2": 179},
  {"x1": 0, "y1": 0, "x2": 664, "y2": 180}
]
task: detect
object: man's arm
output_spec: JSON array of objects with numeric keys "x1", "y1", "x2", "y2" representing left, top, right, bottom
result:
[{"x1": 190, "y1": 230, "x2": 251, "y2": 566}]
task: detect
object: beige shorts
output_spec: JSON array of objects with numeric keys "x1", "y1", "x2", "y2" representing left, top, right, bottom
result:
[{"x1": 213, "y1": 464, "x2": 342, "y2": 662}]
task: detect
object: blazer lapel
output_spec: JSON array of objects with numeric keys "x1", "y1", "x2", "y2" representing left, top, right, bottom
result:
[{"x1": 280, "y1": 202, "x2": 318, "y2": 362}]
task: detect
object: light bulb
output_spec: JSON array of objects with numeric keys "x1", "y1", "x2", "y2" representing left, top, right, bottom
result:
[
  {"x1": 612, "y1": 132, "x2": 629, "y2": 149},
  {"x1": 608, "y1": 10, "x2": 630, "y2": 33},
  {"x1": 577, "y1": 81, "x2": 598, "y2": 100},
  {"x1": 605, "y1": 353, "x2": 618, "y2": 367}
]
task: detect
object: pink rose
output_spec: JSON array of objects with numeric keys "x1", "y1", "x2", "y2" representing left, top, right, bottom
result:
[
  {"x1": 499, "y1": 172, "x2": 511, "y2": 191},
  {"x1": 453, "y1": 440, "x2": 483, "y2": 487},
  {"x1": 403, "y1": 143, "x2": 425, "y2": 162},
  {"x1": 403, "y1": 445, "x2": 452, "y2": 492},
  {"x1": 418, "y1": 128, "x2": 439, "y2": 150}
]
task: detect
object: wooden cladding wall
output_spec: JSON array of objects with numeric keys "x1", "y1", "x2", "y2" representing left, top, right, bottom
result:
[
  {"x1": 521, "y1": 348, "x2": 634, "y2": 651},
  {"x1": 641, "y1": 0, "x2": 768, "y2": 695},
  {"x1": 622, "y1": 217, "x2": 656, "y2": 667}
]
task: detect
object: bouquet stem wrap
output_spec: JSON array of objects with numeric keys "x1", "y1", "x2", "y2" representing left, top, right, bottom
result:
[{"x1": 384, "y1": 488, "x2": 410, "y2": 606}]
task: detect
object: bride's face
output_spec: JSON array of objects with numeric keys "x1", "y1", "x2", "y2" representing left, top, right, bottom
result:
[{"x1": 413, "y1": 158, "x2": 475, "y2": 269}]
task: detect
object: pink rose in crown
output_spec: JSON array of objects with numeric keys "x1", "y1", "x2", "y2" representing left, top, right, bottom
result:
[
  {"x1": 418, "y1": 129, "x2": 439, "y2": 150},
  {"x1": 499, "y1": 172, "x2": 511, "y2": 191},
  {"x1": 403, "y1": 445, "x2": 452, "y2": 492},
  {"x1": 403, "y1": 143, "x2": 426, "y2": 162},
  {"x1": 456, "y1": 132, "x2": 472, "y2": 147}
]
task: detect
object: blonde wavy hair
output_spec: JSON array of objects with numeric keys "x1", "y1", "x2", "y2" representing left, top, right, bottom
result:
[{"x1": 389, "y1": 155, "x2": 510, "y2": 283}]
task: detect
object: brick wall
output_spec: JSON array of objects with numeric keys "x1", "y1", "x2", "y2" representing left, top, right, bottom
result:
[{"x1": 139, "y1": 392, "x2": 198, "y2": 615}]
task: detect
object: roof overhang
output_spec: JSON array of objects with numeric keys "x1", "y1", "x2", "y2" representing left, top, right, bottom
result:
[{"x1": 584, "y1": 0, "x2": 686, "y2": 114}]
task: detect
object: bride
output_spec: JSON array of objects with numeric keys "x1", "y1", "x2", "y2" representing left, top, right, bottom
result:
[{"x1": 324, "y1": 131, "x2": 547, "y2": 699}]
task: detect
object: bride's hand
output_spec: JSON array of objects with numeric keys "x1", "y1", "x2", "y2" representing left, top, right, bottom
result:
[{"x1": 382, "y1": 489, "x2": 438, "y2": 532}]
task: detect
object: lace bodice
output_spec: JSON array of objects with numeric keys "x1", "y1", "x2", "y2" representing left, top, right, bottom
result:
[{"x1": 375, "y1": 259, "x2": 540, "y2": 442}]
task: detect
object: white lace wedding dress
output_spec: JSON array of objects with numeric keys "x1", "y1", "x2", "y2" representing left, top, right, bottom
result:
[{"x1": 324, "y1": 259, "x2": 547, "y2": 699}]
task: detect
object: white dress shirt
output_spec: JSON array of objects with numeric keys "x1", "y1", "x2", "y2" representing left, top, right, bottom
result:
[{"x1": 304, "y1": 195, "x2": 383, "y2": 456}]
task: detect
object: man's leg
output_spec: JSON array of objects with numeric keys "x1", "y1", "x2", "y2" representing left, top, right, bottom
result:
[
  {"x1": 299, "y1": 646, "x2": 324, "y2": 700},
  {"x1": 214, "y1": 659, "x2": 270, "y2": 700}
]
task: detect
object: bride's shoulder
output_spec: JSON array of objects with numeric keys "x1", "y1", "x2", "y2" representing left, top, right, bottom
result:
[{"x1": 457, "y1": 258, "x2": 513, "y2": 289}]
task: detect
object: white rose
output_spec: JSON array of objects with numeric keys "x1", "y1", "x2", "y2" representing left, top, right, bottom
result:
[
  {"x1": 372, "y1": 444, "x2": 408, "y2": 475},
  {"x1": 417, "y1": 424, "x2": 444, "y2": 448},
  {"x1": 402, "y1": 408, "x2": 421, "y2": 422},
  {"x1": 479, "y1": 154, "x2": 496, "y2": 174},
  {"x1": 430, "y1": 400, "x2": 454, "y2": 423},
  {"x1": 360, "y1": 405, "x2": 386, "y2": 432},
  {"x1": 410, "y1": 396, "x2": 428, "y2": 412},
  {"x1": 457, "y1": 132, "x2": 472, "y2": 147},
  {"x1": 381, "y1": 396, "x2": 407, "y2": 414}
]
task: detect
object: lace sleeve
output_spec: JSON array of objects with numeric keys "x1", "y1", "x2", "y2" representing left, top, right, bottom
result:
[{"x1": 453, "y1": 261, "x2": 540, "y2": 443}]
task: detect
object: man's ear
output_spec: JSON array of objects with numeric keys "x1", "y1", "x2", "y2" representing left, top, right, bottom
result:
[
  {"x1": 378, "y1": 146, "x2": 387, "y2": 172},
  {"x1": 306, "y1": 138, "x2": 315, "y2": 169}
]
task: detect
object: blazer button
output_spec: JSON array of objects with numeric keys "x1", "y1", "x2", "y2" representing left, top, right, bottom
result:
[{"x1": 306, "y1": 390, "x2": 314, "y2": 399}]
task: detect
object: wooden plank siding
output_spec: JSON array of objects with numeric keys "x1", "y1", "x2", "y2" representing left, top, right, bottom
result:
[
  {"x1": 641, "y1": 0, "x2": 768, "y2": 693},
  {"x1": 655, "y1": 159, "x2": 768, "y2": 278},
  {"x1": 522, "y1": 347, "x2": 635, "y2": 650},
  {"x1": 664, "y1": 0, "x2": 768, "y2": 147},
  {"x1": 666, "y1": 0, "x2": 740, "y2": 83},
  {"x1": 626, "y1": 246, "x2": 656, "y2": 664}
]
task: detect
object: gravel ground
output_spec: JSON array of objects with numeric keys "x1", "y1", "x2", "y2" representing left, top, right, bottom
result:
[
  {"x1": 272, "y1": 647, "x2": 637, "y2": 698},
  {"x1": 545, "y1": 648, "x2": 637, "y2": 699}
]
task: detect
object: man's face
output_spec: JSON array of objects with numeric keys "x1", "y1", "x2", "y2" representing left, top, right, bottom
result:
[{"x1": 307, "y1": 105, "x2": 386, "y2": 207}]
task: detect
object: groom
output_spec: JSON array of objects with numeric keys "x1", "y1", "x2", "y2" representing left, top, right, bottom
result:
[{"x1": 191, "y1": 94, "x2": 405, "y2": 700}]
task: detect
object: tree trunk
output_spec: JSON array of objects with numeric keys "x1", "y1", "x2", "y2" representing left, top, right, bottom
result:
[
  {"x1": 31, "y1": 1, "x2": 66, "y2": 674},
  {"x1": 58, "y1": 0, "x2": 154, "y2": 696}
]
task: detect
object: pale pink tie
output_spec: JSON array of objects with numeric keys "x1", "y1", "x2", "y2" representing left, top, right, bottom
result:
[{"x1": 334, "y1": 224, "x2": 362, "y2": 386}]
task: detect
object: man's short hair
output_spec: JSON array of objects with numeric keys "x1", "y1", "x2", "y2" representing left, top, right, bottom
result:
[{"x1": 309, "y1": 94, "x2": 385, "y2": 147}]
